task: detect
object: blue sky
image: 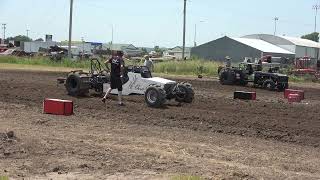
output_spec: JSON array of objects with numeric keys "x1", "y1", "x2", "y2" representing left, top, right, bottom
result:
[{"x1": 0, "y1": 0, "x2": 319, "y2": 47}]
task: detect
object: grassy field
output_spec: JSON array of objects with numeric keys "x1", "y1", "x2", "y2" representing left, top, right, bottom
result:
[
  {"x1": 0, "y1": 56, "x2": 222, "y2": 76},
  {"x1": 0, "y1": 56, "x2": 318, "y2": 83},
  {"x1": 154, "y1": 59, "x2": 222, "y2": 76},
  {"x1": 0, "y1": 56, "x2": 91, "y2": 69}
]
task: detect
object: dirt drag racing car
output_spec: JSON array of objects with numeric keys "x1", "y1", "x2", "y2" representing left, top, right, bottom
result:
[
  {"x1": 218, "y1": 62, "x2": 289, "y2": 91},
  {"x1": 58, "y1": 58, "x2": 194, "y2": 108}
]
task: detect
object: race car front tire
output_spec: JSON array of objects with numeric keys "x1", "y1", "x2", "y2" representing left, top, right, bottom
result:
[
  {"x1": 145, "y1": 86, "x2": 166, "y2": 108},
  {"x1": 175, "y1": 83, "x2": 194, "y2": 103}
]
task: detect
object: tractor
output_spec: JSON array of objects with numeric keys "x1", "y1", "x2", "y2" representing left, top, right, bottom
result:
[
  {"x1": 218, "y1": 61, "x2": 289, "y2": 91},
  {"x1": 57, "y1": 58, "x2": 194, "y2": 108},
  {"x1": 292, "y1": 56, "x2": 320, "y2": 79}
]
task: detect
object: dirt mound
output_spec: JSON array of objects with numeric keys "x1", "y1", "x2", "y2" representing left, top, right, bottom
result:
[
  {"x1": 0, "y1": 70, "x2": 320, "y2": 179},
  {"x1": 0, "y1": 131, "x2": 16, "y2": 143},
  {"x1": 0, "y1": 70, "x2": 320, "y2": 147},
  {"x1": 0, "y1": 131, "x2": 28, "y2": 158}
]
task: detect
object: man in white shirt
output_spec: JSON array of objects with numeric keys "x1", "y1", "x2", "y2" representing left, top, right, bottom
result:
[{"x1": 143, "y1": 55, "x2": 154, "y2": 72}]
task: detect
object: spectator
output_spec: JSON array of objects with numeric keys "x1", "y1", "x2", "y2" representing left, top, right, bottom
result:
[
  {"x1": 143, "y1": 55, "x2": 154, "y2": 72},
  {"x1": 225, "y1": 56, "x2": 231, "y2": 68}
]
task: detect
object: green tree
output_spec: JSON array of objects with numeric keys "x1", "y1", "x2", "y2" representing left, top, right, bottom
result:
[
  {"x1": 35, "y1": 38, "x2": 44, "y2": 42},
  {"x1": 7, "y1": 35, "x2": 32, "y2": 42},
  {"x1": 141, "y1": 48, "x2": 148, "y2": 55},
  {"x1": 154, "y1": 46, "x2": 163, "y2": 55},
  {"x1": 154, "y1": 46, "x2": 160, "y2": 52},
  {"x1": 301, "y1": 32, "x2": 319, "y2": 42}
]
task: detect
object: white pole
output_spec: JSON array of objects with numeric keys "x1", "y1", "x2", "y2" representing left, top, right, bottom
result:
[
  {"x1": 274, "y1": 17, "x2": 279, "y2": 36},
  {"x1": 313, "y1": 5, "x2": 319, "y2": 32},
  {"x1": 2, "y1": 24, "x2": 6, "y2": 43}
]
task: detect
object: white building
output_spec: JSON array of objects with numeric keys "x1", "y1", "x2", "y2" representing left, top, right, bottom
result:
[
  {"x1": 243, "y1": 34, "x2": 320, "y2": 59},
  {"x1": 191, "y1": 36, "x2": 295, "y2": 62},
  {"x1": 22, "y1": 41, "x2": 59, "y2": 53},
  {"x1": 163, "y1": 46, "x2": 191, "y2": 59},
  {"x1": 22, "y1": 41, "x2": 92, "y2": 55}
]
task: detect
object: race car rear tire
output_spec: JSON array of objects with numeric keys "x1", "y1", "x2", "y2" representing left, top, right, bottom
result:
[
  {"x1": 145, "y1": 86, "x2": 166, "y2": 108},
  {"x1": 219, "y1": 69, "x2": 235, "y2": 85},
  {"x1": 277, "y1": 83, "x2": 288, "y2": 92},
  {"x1": 175, "y1": 83, "x2": 194, "y2": 103},
  {"x1": 66, "y1": 73, "x2": 89, "y2": 96},
  {"x1": 263, "y1": 79, "x2": 276, "y2": 91}
]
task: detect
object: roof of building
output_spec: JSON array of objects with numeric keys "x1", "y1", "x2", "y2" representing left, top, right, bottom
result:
[
  {"x1": 168, "y1": 46, "x2": 191, "y2": 52},
  {"x1": 243, "y1": 34, "x2": 320, "y2": 49},
  {"x1": 103, "y1": 43, "x2": 137, "y2": 51},
  {"x1": 230, "y1": 37, "x2": 295, "y2": 54},
  {"x1": 279, "y1": 36, "x2": 320, "y2": 48}
]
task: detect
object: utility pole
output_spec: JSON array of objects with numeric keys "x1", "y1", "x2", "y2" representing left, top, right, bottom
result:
[
  {"x1": 26, "y1": 29, "x2": 30, "y2": 39},
  {"x1": 194, "y1": 24, "x2": 197, "y2": 47},
  {"x1": 313, "y1": 4, "x2": 320, "y2": 32},
  {"x1": 111, "y1": 24, "x2": 114, "y2": 50},
  {"x1": 274, "y1": 17, "x2": 279, "y2": 36},
  {"x1": 111, "y1": 24, "x2": 113, "y2": 44},
  {"x1": 194, "y1": 21, "x2": 205, "y2": 47},
  {"x1": 2, "y1": 24, "x2": 6, "y2": 44},
  {"x1": 68, "y1": 0, "x2": 74, "y2": 59},
  {"x1": 182, "y1": 0, "x2": 187, "y2": 60},
  {"x1": 81, "y1": 37, "x2": 84, "y2": 54}
]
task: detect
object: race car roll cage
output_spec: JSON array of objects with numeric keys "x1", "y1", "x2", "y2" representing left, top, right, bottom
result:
[{"x1": 90, "y1": 58, "x2": 152, "y2": 83}]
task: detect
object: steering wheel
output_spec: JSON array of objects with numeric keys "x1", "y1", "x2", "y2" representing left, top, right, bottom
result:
[{"x1": 100, "y1": 69, "x2": 109, "y2": 75}]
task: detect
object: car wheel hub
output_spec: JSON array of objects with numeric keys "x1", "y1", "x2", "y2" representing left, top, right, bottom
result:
[{"x1": 147, "y1": 90, "x2": 157, "y2": 103}]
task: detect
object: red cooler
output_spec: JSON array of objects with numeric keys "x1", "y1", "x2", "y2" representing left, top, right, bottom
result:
[
  {"x1": 284, "y1": 89, "x2": 304, "y2": 100},
  {"x1": 234, "y1": 91, "x2": 256, "y2": 100},
  {"x1": 288, "y1": 94, "x2": 301, "y2": 103},
  {"x1": 43, "y1": 99, "x2": 74, "y2": 116}
]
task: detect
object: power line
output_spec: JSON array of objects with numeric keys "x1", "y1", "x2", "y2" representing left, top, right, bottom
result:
[{"x1": 194, "y1": 20, "x2": 205, "y2": 47}]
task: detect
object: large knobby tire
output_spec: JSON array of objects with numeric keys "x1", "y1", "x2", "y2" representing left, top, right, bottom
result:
[
  {"x1": 66, "y1": 73, "x2": 88, "y2": 96},
  {"x1": 263, "y1": 79, "x2": 276, "y2": 91},
  {"x1": 175, "y1": 83, "x2": 194, "y2": 103},
  {"x1": 239, "y1": 72, "x2": 249, "y2": 86},
  {"x1": 277, "y1": 83, "x2": 288, "y2": 92},
  {"x1": 219, "y1": 69, "x2": 235, "y2": 85},
  {"x1": 145, "y1": 86, "x2": 167, "y2": 108},
  {"x1": 217, "y1": 66, "x2": 224, "y2": 74}
]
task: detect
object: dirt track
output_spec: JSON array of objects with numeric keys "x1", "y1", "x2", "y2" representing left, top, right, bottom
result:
[{"x1": 0, "y1": 70, "x2": 320, "y2": 179}]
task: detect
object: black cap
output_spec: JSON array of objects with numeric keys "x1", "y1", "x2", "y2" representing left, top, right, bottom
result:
[{"x1": 117, "y1": 51, "x2": 124, "y2": 56}]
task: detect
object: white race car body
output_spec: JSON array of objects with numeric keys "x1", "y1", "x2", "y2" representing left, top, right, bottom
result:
[{"x1": 103, "y1": 72, "x2": 176, "y2": 95}]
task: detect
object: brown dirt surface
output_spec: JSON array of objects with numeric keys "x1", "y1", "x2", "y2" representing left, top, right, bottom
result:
[{"x1": 0, "y1": 69, "x2": 320, "y2": 179}]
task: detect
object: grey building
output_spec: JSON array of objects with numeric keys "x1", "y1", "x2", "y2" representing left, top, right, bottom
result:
[
  {"x1": 243, "y1": 34, "x2": 320, "y2": 59},
  {"x1": 22, "y1": 41, "x2": 59, "y2": 53},
  {"x1": 191, "y1": 36, "x2": 294, "y2": 62}
]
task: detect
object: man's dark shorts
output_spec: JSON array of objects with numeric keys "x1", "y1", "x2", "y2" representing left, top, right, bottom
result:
[{"x1": 110, "y1": 76, "x2": 123, "y2": 91}]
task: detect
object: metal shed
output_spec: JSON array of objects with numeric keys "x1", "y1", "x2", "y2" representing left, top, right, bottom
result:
[{"x1": 191, "y1": 36, "x2": 295, "y2": 62}]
